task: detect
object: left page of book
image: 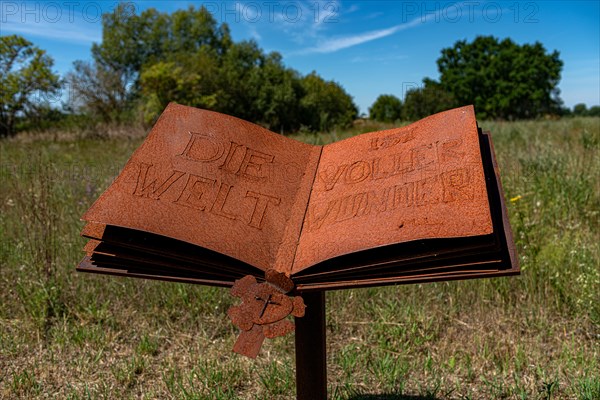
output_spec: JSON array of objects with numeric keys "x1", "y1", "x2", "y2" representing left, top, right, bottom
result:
[{"x1": 82, "y1": 103, "x2": 322, "y2": 273}]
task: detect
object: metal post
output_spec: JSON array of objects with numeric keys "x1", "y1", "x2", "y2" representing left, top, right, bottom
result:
[{"x1": 295, "y1": 291, "x2": 327, "y2": 399}]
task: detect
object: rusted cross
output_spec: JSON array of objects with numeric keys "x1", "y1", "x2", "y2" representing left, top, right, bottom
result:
[{"x1": 227, "y1": 270, "x2": 306, "y2": 358}]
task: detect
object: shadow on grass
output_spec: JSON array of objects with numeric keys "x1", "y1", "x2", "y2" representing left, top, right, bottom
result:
[{"x1": 347, "y1": 395, "x2": 441, "y2": 400}]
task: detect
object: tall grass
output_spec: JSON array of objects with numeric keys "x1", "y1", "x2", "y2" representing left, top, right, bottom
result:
[{"x1": 0, "y1": 118, "x2": 598, "y2": 399}]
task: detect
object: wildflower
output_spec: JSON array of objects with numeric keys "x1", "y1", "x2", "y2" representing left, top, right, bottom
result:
[{"x1": 510, "y1": 195, "x2": 522, "y2": 203}]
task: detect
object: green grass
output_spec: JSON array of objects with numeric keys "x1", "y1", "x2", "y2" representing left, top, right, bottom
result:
[{"x1": 1, "y1": 117, "x2": 599, "y2": 399}]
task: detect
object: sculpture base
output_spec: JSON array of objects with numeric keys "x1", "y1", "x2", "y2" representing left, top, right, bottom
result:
[{"x1": 295, "y1": 291, "x2": 327, "y2": 399}]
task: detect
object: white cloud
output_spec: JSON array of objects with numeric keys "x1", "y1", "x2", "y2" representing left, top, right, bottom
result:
[
  {"x1": 0, "y1": 1, "x2": 104, "y2": 44},
  {"x1": 294, "y1": 1, "x2": 462, "y2": 55},
  {"x1": 247, "y1": 24, "x2": 262, "y2": 41},
  {"x1": 268, "y1": 0, "x2": 341, "y2": 44},
  {"x1": 294, "y1": 18, "x2": 421, "y2": 55},
  {"x1": 229, "y1": 1, "x2": 341, "y2": 46},
  {"x1": 346, "y1": 4, "x2": 360, "y2": 14},
  {"x1": 305, "y1": 25, "x2": 406, "y2": 54},
  {"x1": 2, "y1": 20, "x2": 101, "y2": 44}
]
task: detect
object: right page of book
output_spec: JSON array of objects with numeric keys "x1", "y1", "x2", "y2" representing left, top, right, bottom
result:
[{"x1": 292, "y1": 106, "x2": 494, "y2": 274}]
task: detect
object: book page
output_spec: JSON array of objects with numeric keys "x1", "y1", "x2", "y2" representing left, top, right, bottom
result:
[
  {"x1": 292, "y1": 106, "x2": 493, "y2": 274},
  {"x1": 83, "y1": 103, "x2": 321, "y2": 273}
]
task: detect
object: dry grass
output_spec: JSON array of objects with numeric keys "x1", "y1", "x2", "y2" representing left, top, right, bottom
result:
[{"x1": 1, "y1": 117, "x2": 599, "y2": 399}]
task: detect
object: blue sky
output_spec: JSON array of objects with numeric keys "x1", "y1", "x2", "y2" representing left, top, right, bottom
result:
[{"x1": 2, "y1": 0, "x2": 599, "y2": 114}]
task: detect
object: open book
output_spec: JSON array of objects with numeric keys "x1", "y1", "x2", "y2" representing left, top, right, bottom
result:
[{"x1": 78, "y1": 103, "x2": 518, "y2": 291}]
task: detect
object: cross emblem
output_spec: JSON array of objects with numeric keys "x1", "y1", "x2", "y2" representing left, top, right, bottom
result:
[{"x1": 227, "y1": 269, "x2": 306, "y2": 358}]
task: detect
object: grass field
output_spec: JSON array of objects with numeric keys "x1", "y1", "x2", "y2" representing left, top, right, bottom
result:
[{"x1": 1, "y1": 117, "x2": 599, "y2": 399}]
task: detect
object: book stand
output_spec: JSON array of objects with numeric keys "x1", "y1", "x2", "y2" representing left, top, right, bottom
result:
[
  {"x1": 295, "y1": 291, "x2": 327, "y2": 399},
  {"x1": 75, "y1": 104, "x2": 520, "y2": 399}
]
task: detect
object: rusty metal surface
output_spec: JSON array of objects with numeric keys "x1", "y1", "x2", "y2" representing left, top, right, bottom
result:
[
  {"x1": 72, "y1": 104, "x2": 521, "y2": 400},
  {"x1": 74, "y1": 102, "x2": 521, "y2": 399},
  {"x1": 228, "y1": 270, "x2": 305, "y2": 358},
  {"x1": 292, "y1": 105, "x2": 493, "y2": 273},
  {"x1": 78, "y1": 104, "x2": 517, "y2": 293},
  {"x1": 82, "y1": 102, "x2": 322, "y2": 274},
  {"x1": 77, "y1": 255, "x2": 234, "y2": 287},
  {"x1": 295, "y1": 291, "x2": 327, "y2": 400},
  {"x1": 80, "y1": 104, "x2": 513, "y2": 278},
  {"x1": 481, "y1": 130, "x2": 520, "y2": 275},
  {"x1": 293, "y1": 128, "x2": 519, "y2": 291}
]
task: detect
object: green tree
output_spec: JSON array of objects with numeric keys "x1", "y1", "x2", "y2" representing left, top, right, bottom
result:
[
  {"x1": 369, "y1": 94, "x2": 403, "y2": 122},
  {"x1": 437, "y1": 36, "x2": 563, "y2": 119},
  {"x1": 587, "y1": 105, "x2": 600, "y2": 117},
  {"x1": 139, "y1": 51, "x2": 219, "y2": 125},
  {"x1": 558, "y1": 106, "x2": 572, "y2": 117},
  {"x1": 66, "y1": 60, "x2": 131, "y2": 122},
  {"x1": 250, "y1": 52, "x2": 303, "y2": 133},
  {"x1": 215, "y1": 40, "x2": 265, "y2": 121},
  {"x1": 89, "y1": 4, "x2": 232, "y2": 88},
  {"x1": 572, "y1": 103, "x2": 588, "y2": 116},
  {"x1": 402, "y1": 79, "x2": 457, "y2": 120},
  {"x1": 299, "y1": 72, "x2": 358, "y2": 132},
  {"x1": 73, "y1": 4, "x2": 231, "y2": 123},
  {"x1": 71, "y1": 5, "x2": 358, "y2": 132},
  {"x1": 0, "y1": 35, "x2": 61, "y2": 137}
]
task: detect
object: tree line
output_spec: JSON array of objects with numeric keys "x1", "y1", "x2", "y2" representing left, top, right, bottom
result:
[
  {"x1": 368, "y1": 36, "x2": 599, "y2": 122},
  {"x1": 1, "y1": 5, "x2": 598, "y2": 138},
  {"x1": 1, "y1": 5, "x2": 357, "y2": 137}
]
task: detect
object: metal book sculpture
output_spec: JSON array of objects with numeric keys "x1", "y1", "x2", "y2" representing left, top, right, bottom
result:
[{"x1": 77, "y1": 103, "x2": 518, "y2": 399}]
